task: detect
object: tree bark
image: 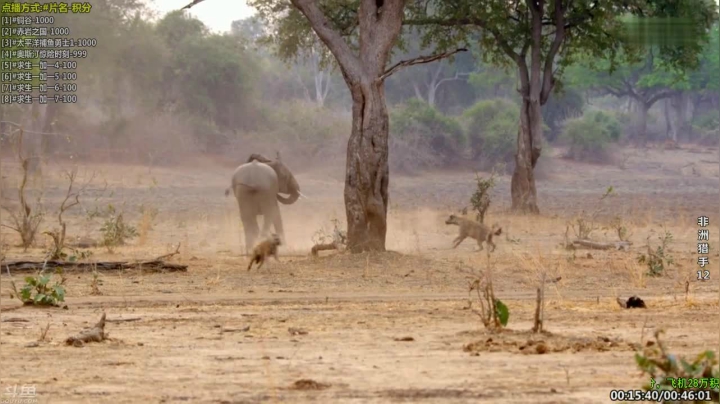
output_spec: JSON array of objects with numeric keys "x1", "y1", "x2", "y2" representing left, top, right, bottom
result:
[
  {"x1": 664, "y1": 98, "x2": 676, "y2": 142},
  {"x1": 344, "y1": 81, "x2": 390, "y2": 252},
  {"x1": 289, "y1": 0, "x2": 405, "y2": 252},
  {"x1": 671, "y1": 92, "x2": 690, "y2": 142},
  {"x1": 636, "y1": 103, "x2": 649, "y2": 146},
  {"x1": 509, "y1": 0, "x2": 554, "y2": 215},
  {"x1": 511, "y1": 96, "x2": 542, "y2": 213}
]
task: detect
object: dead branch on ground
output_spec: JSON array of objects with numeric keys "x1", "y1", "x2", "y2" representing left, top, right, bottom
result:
[
  {"x1": 311, "y1": 219, "x2": 347, "y2": 257},
  {"x1": 65, "y1": 313, "x2": 107, "y2": 347},
  {"x1": 572, "y1": 239, "x2": 632, "y2": 251},
  {"x1": 2, "y1": 259, "x2": 187, "y2": 273},
  {"x1": 153, "y1": 242, "x2": 181, "y2": 261}
]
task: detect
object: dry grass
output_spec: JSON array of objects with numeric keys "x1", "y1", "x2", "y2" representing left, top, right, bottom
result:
[{"x1": 0, "y1": 146, "x2": 718, "y2": 403}]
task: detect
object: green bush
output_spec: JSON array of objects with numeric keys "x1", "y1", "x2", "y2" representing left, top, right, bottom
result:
[
  {"x1": 462, "y1": 99, "x2": 520, "y2": 170},
  {"x1": 635, "y1": 330, "x2": 719, "y2": 402},
  {"x1": 390, "y1": 98, "x2": 465, "y2": 165},
  {"x1": 562, "y1": 110, "x2": 622, "y2": 163},
  {"x1": 542, "y1": 88, "x2": 585, "y2": 142},
  {"x1": 10, "y1": 271, "x2": 66, "y2": 307}
]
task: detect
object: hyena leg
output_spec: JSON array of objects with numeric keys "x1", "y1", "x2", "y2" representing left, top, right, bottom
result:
[
  {"x1": 487, "y1": 236, "x2": 496, "y2": 252},
  {"x1": 247, "y1": 257, "x2": 256, "y2": 271},
  {"x1": 452, "y1": 236, "x2": 466, "y2": 248},
  {"x1": 256, "y1": 258, "x2": 265, "y2": 270}
]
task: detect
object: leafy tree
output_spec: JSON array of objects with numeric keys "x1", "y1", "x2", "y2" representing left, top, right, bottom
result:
[
  {"x1": 468, "y1": 65, "x2": 516, "y2": 100},
  {"x1": 541, "y1": 88, "x2": 584, "y2": 142},
  {"x1": 156, "y1": 9, "x2": 208, "y2": 43},
  {"x1": 179, "y1": 0, "x2": 468, "y2": 253},
  {"x1": 154, "y1": 12, "x2": 261, "y2": 147},
  {"x1": 407, "y1": 0, "x2": 717, "y2": 213},
  {"x1": 570, "y1": 50, "x2": 692, "y2": 143},
  {"x1": 231, "y1": 15, "x2": 266, "y2": 48},
  {"x1": 684, "y1": 23, "x2": 719, "y2": 137}
]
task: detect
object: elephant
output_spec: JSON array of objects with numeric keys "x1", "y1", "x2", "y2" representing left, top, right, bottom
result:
[{"x1": 225, "y1": 153, "x2": 302, "y2": 254}]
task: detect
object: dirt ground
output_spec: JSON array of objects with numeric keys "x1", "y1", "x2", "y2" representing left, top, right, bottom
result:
[{"x1": 1, "y1": 145, "x2": 719, "y2": 403}]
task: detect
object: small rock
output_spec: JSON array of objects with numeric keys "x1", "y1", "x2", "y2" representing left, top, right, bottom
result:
[{"x1": 288, "y1": 327, "x2": 308, "y2": 336}]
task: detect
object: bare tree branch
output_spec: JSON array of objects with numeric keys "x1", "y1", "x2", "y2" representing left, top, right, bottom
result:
[
  {"x1": 180, "y1": 0, "x2": 205, "y2": 10},
  {"x1": 540, "y1": 0, "x2": 566, "y2": 104},
  {"x1": 435, "y1": 71, "x2": 472, "y2": 89},
  {"x1": 379, "y1": 48, "x2": 467, "y2": 82},
  {"x1": 602, "y1": 85, "x2": 629, "y2": 98},
  {"x1": 290, "y1": 0, "x2": 366, "y2": 83},
  {"x1": 647, "y1": 90, "x2": 675, "y2": 108}
]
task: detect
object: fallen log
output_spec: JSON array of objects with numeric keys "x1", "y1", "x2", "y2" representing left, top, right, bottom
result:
[
  {"x1": 0, "y1": 260, "x2": 187, "y2": 272},
  {"x1": 2, "y1": 243, "x2": 186, "y2": 273},
  {"x1": 572, "y1": 239, "x2": 632, "y2": 251}
]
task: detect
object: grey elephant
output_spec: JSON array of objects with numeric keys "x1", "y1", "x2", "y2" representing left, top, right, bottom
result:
[{"x1": 225, "y1": 153, "x2": 303, "y2": 254}]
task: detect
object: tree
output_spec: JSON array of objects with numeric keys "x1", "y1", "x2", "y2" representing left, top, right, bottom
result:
[
  {"x1": 294, "y1": 41, "x2": 336, "y2": 108},
  {"x1": 571, "y1": 50, "x2": 685, "y2": 143},
  {"x1": 182, "y1": 0, "x2": 466, "y2": 252},
  {"x1": 390, "y1": 30, "x2": 475, "y2": 108},
  {"x1": 407, "y1": 0, "x2": 717, "y2": 213},
  {"x1": 683, "y1": 23, "x2": 719, "y2": 137}
]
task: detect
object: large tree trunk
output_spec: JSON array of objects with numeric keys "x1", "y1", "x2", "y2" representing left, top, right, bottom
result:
[
  {"x1": 635, "y1": 103, "x2": 649, "y2": 146},
  {"x1": 511, "y1": 96, "x2": 542, "y2": 213},
  {"x1": 671, "y1": 92, "x2": 690, "y2": 142},
  {"x1": 664, "y1": 98, "x2": 676, "y2": 142},
  {"x1": 344, "y1": 81, "x2": 390, "y2": 252}
]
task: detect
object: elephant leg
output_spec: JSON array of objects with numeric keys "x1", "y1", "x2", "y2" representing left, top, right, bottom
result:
[
  {"x1": 266, "y1": 202, "x2": 285, "y2": 245},
  {"x1": 240, "y1": 208, "x2": 259, "y2": 254},
  {"x1": 260, "y1": 213, "x2": 273, "y2": 240},
  {"x1": 237, "y1": 192, "x2": 260, "y2": 254}
]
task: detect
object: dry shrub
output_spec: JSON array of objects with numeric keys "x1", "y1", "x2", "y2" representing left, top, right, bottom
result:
[{"x1": 137, "y1": 205, "x2": 158, "y2": 246}]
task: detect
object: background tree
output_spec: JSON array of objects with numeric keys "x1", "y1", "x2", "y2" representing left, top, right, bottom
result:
[
  {"x1": 569, "y1": 50, "x2": 684, "y2": 144},
  {"x1": 181, "y1": 0, "x2": 468, "y2": 253},
  {"x1": 388, "y1": 30, "x2": 475, "y2": 108},
  {"x1": 407, "y1": 0, "x2": 717, "y2": 213}
]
